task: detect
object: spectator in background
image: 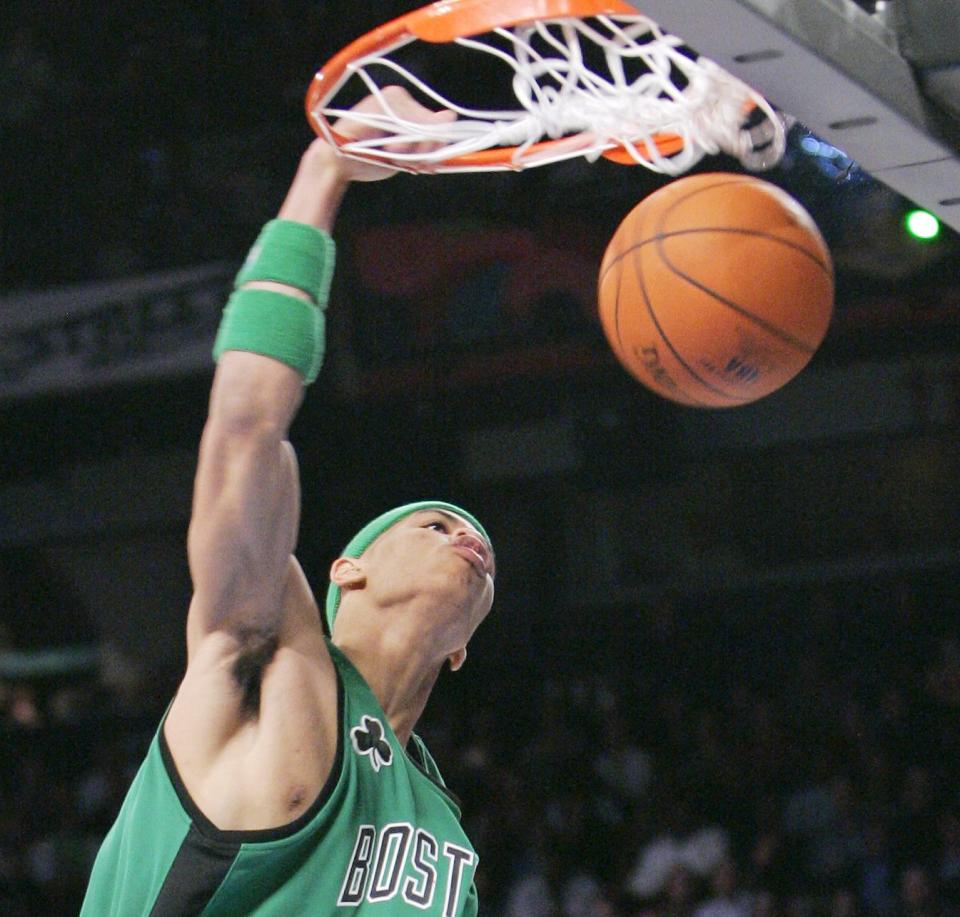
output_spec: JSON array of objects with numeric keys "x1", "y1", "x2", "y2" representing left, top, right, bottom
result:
[
  {"x1": 634, "y1": 863, "x2": 700, "y2": 917},
  {"x1": 893, "y1": 766, "x2": 941, "y2": 867},
  {"x1": 936, "y1": 807, "x2": 960, "y2": 907},
  {"x1": 559, "y1": 876, "x2": 619, "y2": 917},
  {"x1": 6, "y1": 685, "x2": 41, "y2": 729},
  {"x1": 750, "y1": 890, "x2": 779, "y2": 917},
  {"x1": 859, "y1": 818, "x2": 898, "y2": 915},
  {"x1": 504, "y1": 825, "x2": 612, "y2": 917},
  {"x1": 23, "y1": 785, "x2": 98, "y2": 915},
  {"x1": 626, "y1": 792, "x2": 729, "y2": 903},
  {"x1": 900, "y1": 864, "x2": 948, "y2": 917},
  {"x1": 693, "y1": 859, "x2": 752, "y2": 917},
  {"x1": 593, "y1": 708, "x2": 653, "y2": 810},
  {"x1": 828, "y1": 887, "x2": 860, "y2": 916},
  {"x1": 743, "y1": 793, "x2": 794, "y2": 901},
  {"x1": 805, "y1": 774, "x2": 866, "y2": 885},
  {"x1": 924, "y1": 638, "x2": 960, "y2": 772}
]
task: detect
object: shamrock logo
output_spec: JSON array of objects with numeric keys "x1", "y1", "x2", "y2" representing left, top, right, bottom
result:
[{"x1": 350, "y1": 715, "x2": 393, "y2": 772}]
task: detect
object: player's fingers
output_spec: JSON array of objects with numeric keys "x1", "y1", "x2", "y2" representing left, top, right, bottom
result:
[
  {"x1": 378, "y1": 87, "x2": 457, "y2": 129},
  {"x1": 336, "y1": 89, "x2": 458, "y2": 174},
  {"x1": 406, "y1": 109, "x2": 457, "y2": 160},
  {"x1": 337, "y1": 94, "x2": 454, "y2": 150},
  {"x1": 375, "y1": 110, "x2": 455, "y2": 157}
]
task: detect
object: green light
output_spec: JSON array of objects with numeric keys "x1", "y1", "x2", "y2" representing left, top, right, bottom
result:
[{"x1": 905, "y1": 209, "x2": 940, "y2": 240}]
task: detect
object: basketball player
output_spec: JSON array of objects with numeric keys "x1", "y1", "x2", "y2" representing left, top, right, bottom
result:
[{"x1": 81, "y1": 88, "x2": 496, "y2": 915}]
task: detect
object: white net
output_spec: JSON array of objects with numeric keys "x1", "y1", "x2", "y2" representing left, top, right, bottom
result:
[{"x1": 308, "y1": 13, "x2": 786, "y2": 175}]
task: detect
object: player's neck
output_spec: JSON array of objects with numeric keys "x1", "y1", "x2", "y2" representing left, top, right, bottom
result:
[{"x1": 335, "y1": 630, "x2": 443, "y2": 747}]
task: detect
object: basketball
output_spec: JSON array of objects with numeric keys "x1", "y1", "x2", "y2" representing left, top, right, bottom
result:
[{"x1": 597, "y1": 173, "x2": 834, "y2": 408}]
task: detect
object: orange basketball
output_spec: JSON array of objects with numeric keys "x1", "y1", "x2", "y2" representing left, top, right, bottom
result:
[{"x1": 598, "y1": 173, "x2": 834, "y2": 408}]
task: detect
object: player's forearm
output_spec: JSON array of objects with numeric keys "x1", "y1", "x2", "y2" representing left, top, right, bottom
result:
[
  {"x1": 212, "y1": 144, "x2": 341, "y2": 399},
  {"x1": 276, "y1": 141, "x2": 350, "y2": 233}
]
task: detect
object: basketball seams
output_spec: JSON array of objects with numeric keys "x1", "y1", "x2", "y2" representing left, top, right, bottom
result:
[
  {"x1": 650, "y1": 178, "x2": 831, "y2": 353},
  {"x1": 654, "y1": 174, "x2": 832, "y2": 276},
  {"x1": 597, "y1": 176, "x2": 759, "y2": 288},
  {"x1": 602, "y1": 233, "x2": 721, "y2": 406},
  {"x1": 662, "y1": 227, "x2": 830, "y2": 276},
  {"x1": 598, "y1": 227, "x2": 830, "y2": 284},
  {"x1": 654, "y1": 175, "x2": 758, "y2": 239},
  {"x1": 606, "y1": 263, "x2": 629, "y2": 364},
  {"x1": 627, "y1": 240, "x2": 751, "y2": 405},
  {"x1": 599, "y1": 230, "x2": 826, "y2": 354},
  {"x1": 655, "y1": 237, "x2": 820, "y2": 354},
  {"x1": 606, "y1": 202, "x2": 734, "y2": 406}
]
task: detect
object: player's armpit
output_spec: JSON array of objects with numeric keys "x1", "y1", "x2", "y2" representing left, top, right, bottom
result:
[{"x1": 165, "y1": 558, "x2": 338, "y2": 830}]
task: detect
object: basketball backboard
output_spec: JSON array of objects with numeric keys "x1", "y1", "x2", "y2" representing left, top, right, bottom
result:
[{"x1": 630, "y1": 0, "x2": 960, "y2": 232}]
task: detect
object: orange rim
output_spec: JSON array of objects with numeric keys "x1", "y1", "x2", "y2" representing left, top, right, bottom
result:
[
  {"x1": 408, "y1": 0, "x2": 639, "y2": 43},
  {"x1": 304, "y1": 0, "x2": 686, "y2": 171}
]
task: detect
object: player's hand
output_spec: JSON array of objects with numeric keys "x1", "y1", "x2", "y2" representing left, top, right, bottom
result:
[
  {"x1": 279, "y1": 87, "x2": 454, "y2": 229},
  {"x1": 329, "y1": 85, "x2": 457, "y2": 182}
]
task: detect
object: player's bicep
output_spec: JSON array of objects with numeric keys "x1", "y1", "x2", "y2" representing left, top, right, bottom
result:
[{"x1": 187, "y1": 428, "x2": 300, "y2": 645}]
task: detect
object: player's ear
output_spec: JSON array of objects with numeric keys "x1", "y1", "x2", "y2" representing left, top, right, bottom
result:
[
  {"x1": 447, "y1": 646, "x2": 467, "y2": 672},
  {"x1": 330, "y1": 557, "x2": 366, "y2": 590}
]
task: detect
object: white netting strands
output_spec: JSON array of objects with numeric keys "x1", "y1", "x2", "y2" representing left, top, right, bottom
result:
[{"x1": 305, "y1": 4, "x2": 786, "y2": 175}]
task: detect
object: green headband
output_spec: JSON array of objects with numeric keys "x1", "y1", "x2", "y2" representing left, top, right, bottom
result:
[{"x1": 324, "y1": 501, "x2": 491, "y2": 633}]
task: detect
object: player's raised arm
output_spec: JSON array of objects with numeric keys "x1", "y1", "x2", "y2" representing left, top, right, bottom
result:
[
  {"x1": 185, "y1": 88, "x2": 455, "y2": 656},
  {"x1": 184, "y1": 141, "x2": 346, "y2": 655}
]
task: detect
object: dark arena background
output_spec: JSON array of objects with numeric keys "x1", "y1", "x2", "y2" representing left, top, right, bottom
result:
[{"x1": 2, "y1": 1, "x2": 960, "y2": 914}]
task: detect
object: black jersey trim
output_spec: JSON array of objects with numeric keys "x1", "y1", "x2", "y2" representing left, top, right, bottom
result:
[
  {"x1": 158, "y1": 665, "x2": 345, "y2": 844},
  {"x1": 148, "y1": 825, "x2": 239, "y2": 917},
  {"x1": 406, "y1": 736, "x2": 464, "y2": 813}
]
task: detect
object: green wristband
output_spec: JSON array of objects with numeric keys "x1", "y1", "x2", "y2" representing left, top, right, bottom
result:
[
  {"x1": 212, "y1": 289, "x2": 325, "y2": 383},
  {"x1": 235, "y1": 219, "x2": 335, "y2": 305}
]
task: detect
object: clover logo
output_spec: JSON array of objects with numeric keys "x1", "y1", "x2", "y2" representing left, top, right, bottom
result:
[{"x1": 350, "y1": 715, "x2": 394, "y2": 772}]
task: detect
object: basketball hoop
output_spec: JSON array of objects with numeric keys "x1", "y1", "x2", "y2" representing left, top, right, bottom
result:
[{"x1": 305, "y1": 0, "x2": 786, "y2": 175}]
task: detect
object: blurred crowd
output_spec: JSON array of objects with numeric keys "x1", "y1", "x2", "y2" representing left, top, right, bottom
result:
[{"x1": 2, "y1": 576, "x2": 959, "y2": 915}]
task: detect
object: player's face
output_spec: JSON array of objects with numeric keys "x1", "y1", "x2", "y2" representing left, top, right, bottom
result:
[{"x1": 362, "y1": 510, "x2": 496, "y2": 635}]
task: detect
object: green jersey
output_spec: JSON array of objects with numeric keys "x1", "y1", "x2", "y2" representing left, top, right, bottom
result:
[{"x1": 81, "y1": 640, "x2": 478, "y2": 915}]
